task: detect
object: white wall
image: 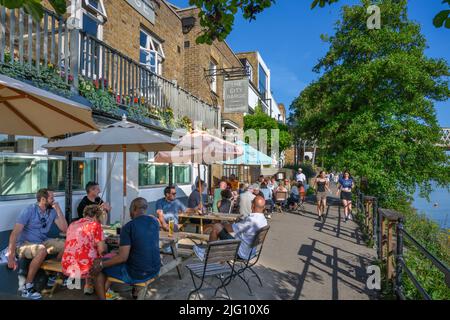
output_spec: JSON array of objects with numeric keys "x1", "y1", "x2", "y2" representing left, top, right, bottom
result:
[{"x1": 0, "y1": 144, "x2": 203, "y2": 232}]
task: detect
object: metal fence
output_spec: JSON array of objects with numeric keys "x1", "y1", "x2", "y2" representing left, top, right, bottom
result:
[
  {"x1": 0, "y1": 6, "x2": 218, "y2": 129},
  {"x1": 355, "y1": 191, "x2": 450, "y2": 299}
]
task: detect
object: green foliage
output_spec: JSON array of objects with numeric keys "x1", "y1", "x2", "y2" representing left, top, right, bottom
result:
[
  {"x1": 0, "y1": 0, "x2": 66, "y2": 21},
  {"x1": 433, "y1": 0, "x2": 450, "y2": 29},
  {"x1": 291, "y1": 0, "x2": 450, "y2": 300},
  {"x1": 311, "y1": 0, "x2": 450, "y2": 30},
  {"x1": 0, "y1": 59, "x2": 70, "y2": 97},
  {"x1": 244, "y1": 104, "x2": 293, "y2": 154},
  {"x1": 188, "y1": 0, "x2": 274, "y2": 44},
  {"x1": 79, "y1": 78, "x2": 119, "y2": 115},
  {"x1": 291, "y1": 0, "x2": 450, "y2": 208}
]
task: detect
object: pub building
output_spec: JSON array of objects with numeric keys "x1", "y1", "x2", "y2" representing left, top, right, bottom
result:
[{"x1": 0, "y1": 0, "x2": 284, "y2": 294}]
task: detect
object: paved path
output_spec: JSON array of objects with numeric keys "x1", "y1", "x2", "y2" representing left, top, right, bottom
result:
[{"x1": 49, "y1": 195, "x2": 377, "y2": 300}]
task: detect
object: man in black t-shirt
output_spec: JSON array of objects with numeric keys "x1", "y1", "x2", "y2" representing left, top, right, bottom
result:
[{"x1": 77, "y1": 181, "x2": 111, "y2": 219}]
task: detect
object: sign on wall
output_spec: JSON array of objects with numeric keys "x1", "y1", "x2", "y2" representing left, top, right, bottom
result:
[
  {"x1": 224, "y1": 79, "x2": 249, "y2": 113},
  {"x1": 126, "y1": 0, "x2": 155, "y2": 24}
]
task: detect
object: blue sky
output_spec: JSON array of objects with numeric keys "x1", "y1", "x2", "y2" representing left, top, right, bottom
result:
[{"x1": 169, "y1": 0, "x2": 449, "y2": 127}]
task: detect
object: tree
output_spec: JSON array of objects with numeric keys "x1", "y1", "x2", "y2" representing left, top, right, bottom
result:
[
  {"x1": 189, "y1": 0, "x2": 449, "y2": 44},
  {"x1": 0, "y1": 0, "x2": 66, "y2": 20},
  {"x1": 243, "y1": 104, "x2": 292, "y2": 154},
  {"x1": 311, "y1": 0, "x2": 450, "y2": 30},
  {"x1": 290, "y1": 0, "x2": 450, "y2": 207}
]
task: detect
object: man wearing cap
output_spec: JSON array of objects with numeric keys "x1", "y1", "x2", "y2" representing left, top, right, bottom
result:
[
  {"x1": 296, "y1": 168, "x2": 306, "y2": 184},
  {"x1": 239, "y1": 184, "x2": 257, "y2": 218}
]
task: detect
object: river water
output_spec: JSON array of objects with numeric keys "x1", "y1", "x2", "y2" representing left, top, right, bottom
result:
[
  {"x1": 413, "y1": 183, "x2": 450, "y2": 230},
  {"x1": 412, "y1": 151, "x2": 450, "y2": 229}
]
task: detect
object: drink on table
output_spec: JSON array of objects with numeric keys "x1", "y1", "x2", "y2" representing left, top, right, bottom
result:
[{"x1": 168, "y1": 218, "x2": 174, "y2": 236}]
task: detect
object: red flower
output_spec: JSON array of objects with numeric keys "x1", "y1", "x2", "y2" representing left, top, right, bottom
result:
[
  {"x1": 134, "y1": 97, "x2": 139, "y2": 104},
  {"x1": 93, "y1": 80, "x2": 99, "y2": 89},
  {"x1": 116, "y1": 95, "x2": 121, "y2": 103}
]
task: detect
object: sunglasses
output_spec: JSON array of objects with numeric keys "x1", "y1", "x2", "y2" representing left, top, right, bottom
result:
[
  {"x1": 170, "y1": 192, "x2": 177, "y2": 195},
  {"x1": 40, "y1": 216, "x2": 47, "y2": 229}
]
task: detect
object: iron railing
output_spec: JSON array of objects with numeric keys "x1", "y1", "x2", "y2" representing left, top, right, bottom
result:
[
  {"x1": 0, "y1": 7, "x2": 219, "y2": 129},
  {"x1": 355, "y1": 190, "x2": 450, "y2": 299}
]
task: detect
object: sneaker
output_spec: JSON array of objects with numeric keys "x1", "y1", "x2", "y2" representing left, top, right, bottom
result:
[
  {"x1": 105, "y1": 288, "x2": 120, "y2": 300},
  {"x1": 348, "y1": 214, "x2": 353, "y2": 221},
  {"x1": 21, "y1": 284, "x2": 42, "y2": 300},
  {"x1": 83, "y1": 282, "x2": 94, "y2": 295},
  {"x1": 193, "y1": 245, "x2": 206, "y2": 261},
  {"x1": 47, "y1": 275, "x2": 56, "y2": 287}
]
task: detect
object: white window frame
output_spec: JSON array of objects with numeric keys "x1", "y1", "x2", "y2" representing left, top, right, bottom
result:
[
  {"x1": 84, "y1": 0, "x2": 107, "y2": 19},
  {"x1": 209, "y1": 60, "x2": 217, "y2": 93},
  {"x1": 139, "y1": 29, "x2": 165, "y2": 76}
]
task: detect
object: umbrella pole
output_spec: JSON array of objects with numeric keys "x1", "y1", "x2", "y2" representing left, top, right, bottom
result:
[
  {"x1": 122, "y1": 145, "x2": 127, "y2": 225},
  {"x1": 198, "y1": 163, "x2": 202, "y2": 211}
]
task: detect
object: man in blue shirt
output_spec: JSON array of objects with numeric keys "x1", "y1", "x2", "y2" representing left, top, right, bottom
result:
[
  {"x1": 90, "y1": 197, "x2": 160, "y2": 300},
  {"x1": 155, "y1": 186, "x2": 194, "y2": 231},
  {"x1": 7, "y1": 188, "x2": 68, "y2": 299}
]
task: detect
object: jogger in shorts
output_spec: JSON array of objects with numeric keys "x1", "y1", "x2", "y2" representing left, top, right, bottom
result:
[
  {"x1": 7, "y1": 188, "x2": 68, "y2": 299},
  {"x1": 313, "y1": 171, "x2": 331, "y2": 222}
]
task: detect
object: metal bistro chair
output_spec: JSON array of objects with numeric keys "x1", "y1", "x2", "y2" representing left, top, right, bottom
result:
[
  {"x1": 274, "y1": 191, "x2": 288, "y2": 213},
  {"x1": 185, "y1": 239, "x2": 241, "y2": 300},
  {"x1": 234, "y1": 225, "x2": 270, "y2": 295}
]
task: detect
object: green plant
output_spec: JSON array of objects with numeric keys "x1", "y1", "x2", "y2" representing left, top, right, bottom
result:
[
  {"x1": 128, "y1": 103, "x2": 149, "y2": 122},
  {"x1": 79, "y1": 78, "x2": 118, "y2": 114},
  {"x1": 0, "y1": 59, "x2": 71, "y2": 97},
  {"x1": 174, "y1": 115, "x2": 193, "y2": 131}
]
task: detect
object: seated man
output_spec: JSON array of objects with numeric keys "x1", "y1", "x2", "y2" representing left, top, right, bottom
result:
[
  {"x1": 217, "y1": 189, "x2": 233, "y2": 214},
  {"x1": 77, "y1": 181, "x2": 111, "y2": 220},
  {"x1": 212, "y1": 181, "x2": 228, "y2": 213},
  {"x1": 155, "y1": 186, "x2": 193, "y2": 232},
  {"x1": 239, "y1": 184, "x2": 256, "y2": 218},
  {"x1": 193, "y1": 195, "x2": 268, "y2": 260},
  {"x1": 188, "y1": 180, "x2": 207, "y2": 213},
  {"x1": 7, "y1": 189, "x2": 68, "y2": 300},
  {"x1": 89, "y1": 198, "x2": 160, "y2": 300}
]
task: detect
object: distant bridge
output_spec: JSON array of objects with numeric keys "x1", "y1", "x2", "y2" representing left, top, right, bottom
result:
[{"x1": 441, "y1": 128, "x2": 450, "y2": 150}]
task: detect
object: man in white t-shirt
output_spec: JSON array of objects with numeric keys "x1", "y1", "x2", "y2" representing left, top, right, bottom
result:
[
  {"x1": 193, "y1": 195, "x2": 268, "y2": 260},
  {"x1": 296, "y1": 168, "x2": 306, "y2": 184}
]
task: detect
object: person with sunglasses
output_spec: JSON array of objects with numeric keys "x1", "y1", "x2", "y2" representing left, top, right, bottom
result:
[
  {"x1": 7, "y1": 188, "x2": 68, "y2": 299},
  {"x1": 155, "y1": 185, "x2": 194, "y2": 232}
]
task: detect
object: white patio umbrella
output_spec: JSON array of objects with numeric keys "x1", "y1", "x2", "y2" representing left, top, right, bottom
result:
[
  {"x1": 0, "y1": 74, "x2": 97, "y2": 137},
  {"x1": 43, "y1": 115, "x2": 177, "y2": 224}
]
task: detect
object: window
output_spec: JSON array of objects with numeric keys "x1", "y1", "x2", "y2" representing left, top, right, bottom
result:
[
  {"x1": 258, "y1": 64, "x2": 267, "y2": 99},
  {"x1": 140, "y1": 30, "x2": 165, "y2": 75},
  {"x1": 84, "y1": 0, "x2": 106, "y2": 17},
  {"x1": 0, "y1": 155, "x2": 97, "y2": 197},
  {"x1": 138, "y1": 153, "x2": 169, "y2": 187},
  {"x1": 0, "y1": 135, "x2": 33, "y2": 153},
  {"x1": 82, "y1": 13, "x2": 100, "y2": 37},
  {"x1": 209, "y1": 60, "x2": 217, "y2": 93},
  {"x1": 81, "y1": 0, "x2": 106, "y2": 38},
  {"x1": 173, "y1": 165, "x2": 192, "y2": 185}
]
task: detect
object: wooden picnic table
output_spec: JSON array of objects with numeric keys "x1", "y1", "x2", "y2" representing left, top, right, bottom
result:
[{"x1": 178, "y1": 213, "x2": 242, "y2": 234}]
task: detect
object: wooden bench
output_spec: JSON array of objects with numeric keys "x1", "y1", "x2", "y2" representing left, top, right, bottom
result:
[
  {"x1": 40, "y1": 259, "x2": 64, "y2": 298},
  {"x1": 108, "y1": 257, "x2": 182, "y2": 300}
]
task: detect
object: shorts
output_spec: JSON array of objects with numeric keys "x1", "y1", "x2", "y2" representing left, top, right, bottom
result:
[
  {"x1": 103, "y1": 263, "x2": 158, "y2": 285},
  {"x1": 218, "y1": 228, "x2": 235, "y2": 241},
  {"x1": 341, "y1": 191, "x2": 352, "y2": 201},
  {"x1": 16, "y1": 239, "x2": 65, "y2": 259},
  {"x1": 316, "y1": 191, "x2": 328, "y2": 202}
]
